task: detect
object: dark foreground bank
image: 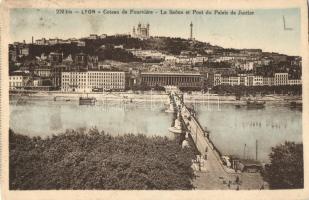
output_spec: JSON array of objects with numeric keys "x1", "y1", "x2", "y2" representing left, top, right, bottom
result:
[{"x1": 9, "y1": 129, "x2": 195, "y2": 190}]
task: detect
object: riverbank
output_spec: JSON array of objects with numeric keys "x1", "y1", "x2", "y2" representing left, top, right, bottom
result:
[{"x1": 9, "y1": 90, "x2": 302, "y2": 104}]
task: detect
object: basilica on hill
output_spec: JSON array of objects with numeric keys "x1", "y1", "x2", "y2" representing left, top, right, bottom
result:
[{"x1": 132, "y1": 23, "x2": 150, "y2": 39}]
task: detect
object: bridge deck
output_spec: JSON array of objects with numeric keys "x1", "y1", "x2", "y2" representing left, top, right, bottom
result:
[{"x1": 171, "y1": 93, "x2": 237, "y2": 189}]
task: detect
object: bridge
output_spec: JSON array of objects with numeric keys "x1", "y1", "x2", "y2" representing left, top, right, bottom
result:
[{"x1": 169, "y1": 92, "x2": 239, "y2": 189}]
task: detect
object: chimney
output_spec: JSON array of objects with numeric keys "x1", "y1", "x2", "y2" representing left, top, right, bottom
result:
[{"x1": 32, "y1": 36, "x2": 34, "y2": 44}]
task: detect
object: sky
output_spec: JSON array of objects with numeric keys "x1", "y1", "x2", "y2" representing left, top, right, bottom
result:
[{"x1": 10, "y1": 8, "x2": 301, "y2": 56}]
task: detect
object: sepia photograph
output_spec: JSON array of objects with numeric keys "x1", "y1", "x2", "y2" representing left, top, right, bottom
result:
[{"x1": 1, "y1": 0, "x2": 309, "y2": 199}]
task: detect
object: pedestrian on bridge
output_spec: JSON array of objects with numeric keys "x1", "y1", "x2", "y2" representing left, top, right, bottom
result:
[{"x1": 235, "y1": 176, "x2": 240, "y2": 185}]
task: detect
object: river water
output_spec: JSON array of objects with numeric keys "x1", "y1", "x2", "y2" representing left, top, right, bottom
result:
[
  {"x1": 10, "y1": 98, "x2": 302, "y2": 162},
  {"x1": 191, "y1": 102, "x2": 302, "y2": 162}
]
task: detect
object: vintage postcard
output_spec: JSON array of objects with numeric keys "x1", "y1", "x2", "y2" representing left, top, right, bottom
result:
[{"x1": 0, "y1": 0, "x2": 308, "y2": 199}]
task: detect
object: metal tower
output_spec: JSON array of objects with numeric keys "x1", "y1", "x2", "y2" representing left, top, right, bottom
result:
[{"x1": 190, "y1": 22, "x2": 193, "y2": 40}]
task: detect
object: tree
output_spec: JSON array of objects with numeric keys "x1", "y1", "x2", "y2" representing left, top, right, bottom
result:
[
  {"x1": 9, "y1": 129, "x2": 195, "y2": 190},
  {"x1": 264, "y1": 141, "x2": 303, "y2": 189}
]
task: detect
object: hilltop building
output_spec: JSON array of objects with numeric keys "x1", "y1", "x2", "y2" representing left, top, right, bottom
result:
[{"x1": 132, "y1": 23, "x2": 150, "y2": 39}]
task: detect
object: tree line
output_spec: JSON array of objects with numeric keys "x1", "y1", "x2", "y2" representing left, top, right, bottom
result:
[
  {"x1": 263, "y1": 141, "x2": 303, "y2": 189},
  {"x1": 9, "y1": 129, "x2": 195, "y2": 190}
]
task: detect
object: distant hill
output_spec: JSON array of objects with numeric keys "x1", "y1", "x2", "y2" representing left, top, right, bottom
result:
[
  {"x1": 140, "y1": 36, "x2": 222, "y2": 55},
  {"x1": 83, "y1": 35, "x2": 222, "y2": 55},
  {"x1": 11, "y1": 35, "x2": 222, "y2": 62},
  {"x1": 11, "y1": 35, "x2": 297, "y2": 64}
]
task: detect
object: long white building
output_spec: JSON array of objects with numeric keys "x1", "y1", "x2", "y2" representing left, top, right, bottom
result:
[
  {"x1": 213, "y1": 73, "x2": 301, "y2": 87},
  {"x1": 61, "y1": 71, "x2": 126, "y2": 92}
]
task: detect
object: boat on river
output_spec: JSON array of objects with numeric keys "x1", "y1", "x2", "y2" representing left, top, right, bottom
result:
[
  {"x1": 289, "y1": 101, "x2": 302, "y2": 110},
  {"x1": 79, "y1": 96, "x2": 96, "y2": 105},
  {"x1": 246, "y1": 99, "x2": 266, "y2": 109},
  {"x1": 235, "y1": 99, "x2": 265, "y2": 109}
]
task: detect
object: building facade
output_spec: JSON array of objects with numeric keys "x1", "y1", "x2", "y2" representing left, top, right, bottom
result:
[
  {"x1": 212, "y1": 73, "x2": 300, "y2": 87},
  {"x1": 9, "y1": 74, "x2": 29, "y2": 89},
  {"x1": 52, "y1": 65, "x2": 67, "y2": 89},
  {"x1": 213, "y1": 74, "x2": 222, "y2": 86},
  {"x1": 274, "y1": 73, "x2": 288, "y2": 86},
  {"x1": 141, "y1": 72, "x2": 202, "y2": 88},
  {"x1": 36, "y1": 38, "x2": 47, "y2": 45},
  {"x1": 61, "y1": 71, "x2": 126, "y2": 92},
  {"x1": 263, "y1": 77, "x2": 275, "y2": 86},
  {"x1": 288, "y1": 79, "x2": 302, "y2": 85},
  {"x1": 253, "y1": 76, "x2": 263, "y2": 86},
  {"x1": 49, "y1": 52, "x2": 63, "y2": 65},
  {"x1": 34, "y1": 68, "x2": 51, "y2": 78},
  {"x1": 20, "y1": 47, "x2": 30, "y2": 56}
]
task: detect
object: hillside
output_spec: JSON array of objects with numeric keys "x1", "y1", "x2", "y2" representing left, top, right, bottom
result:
[{"x1": 13, "y1": 35, "x2": 222, "y2": 60}]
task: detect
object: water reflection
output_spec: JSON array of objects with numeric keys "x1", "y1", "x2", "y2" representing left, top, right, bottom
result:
[
  {"x1": 195, "y1": 103, "x2": 302, "y2": 162},
  {"x1": 10, "y1": 99, "x2": 302, "y2": 162},
  {"x1": 10, "y1": 100, "x2": 173, "y2": 139}
]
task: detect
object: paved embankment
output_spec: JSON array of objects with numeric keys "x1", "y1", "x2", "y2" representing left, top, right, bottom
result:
[{"x1": 10, "y1": 90, "x2": 301, "y2": 104}]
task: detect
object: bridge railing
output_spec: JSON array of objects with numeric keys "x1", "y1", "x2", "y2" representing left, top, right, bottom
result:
[{"x1": 177, "y1": 96, "x2": 224, "y2": 163}]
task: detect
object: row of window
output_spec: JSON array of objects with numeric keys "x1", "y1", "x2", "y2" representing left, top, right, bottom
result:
[
  {"x1": 62, "y1": 85, "x2": 124, "y2": 88},
  {"x1": 63, "y1": 82, "x2": 124, "y2": 85},
  {"x1": 62, "y1": 78, "x2": 124, "y2": 81},
  {"x1": 62, "y1": 74, "x2": 123, "y2": 76},
  {"x1": 9, "y1": 82, "x2": 23, "y2": 86},
  {"x1": 62, "y1": 72, "x2": 124, "y2": 75},
  {"x1": 10, "y1": 76, "x2": 23, "y2": 80}
]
